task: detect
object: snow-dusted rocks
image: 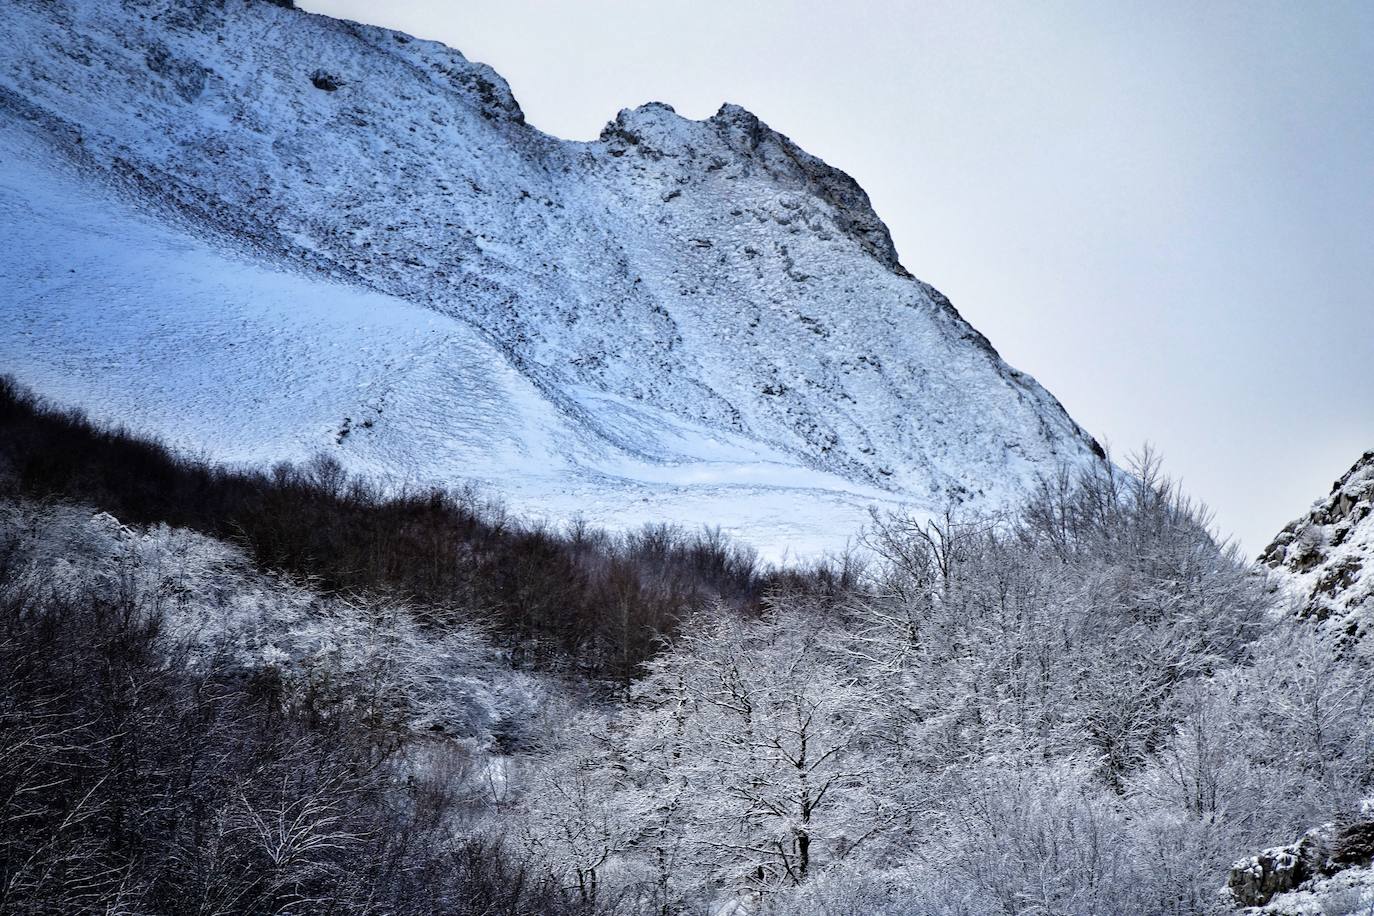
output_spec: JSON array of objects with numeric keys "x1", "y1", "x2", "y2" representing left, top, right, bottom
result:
[
  {"x1": 1254, "y1": 865, "x2": 1374, "y2": 916},
  {"x1": 1262, "y1": 451, "x2": 1374, "y2": 637},
  {"x1": 1228, "y1": 830, "x2": 1329, "y2": 909},
  {"x1": 0, "y1": 0, "x2": 1104, "y2": 556},
  {"x1": 1228, "y1": 822, "x2": 1374, "y2": 914}
]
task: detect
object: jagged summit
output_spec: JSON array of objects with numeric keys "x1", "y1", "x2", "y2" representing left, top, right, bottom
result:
[
  {"x1": 0, "y1": 0, "x2": 1105, "y2": 557},
  {"x1": 600, "y1": 100, "x2": 908, "y2": 274}
]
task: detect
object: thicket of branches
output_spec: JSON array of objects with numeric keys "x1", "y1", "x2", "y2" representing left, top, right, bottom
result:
[
  {"x1": 0, "y1": 531, "x2": 594, "y2": 915},
  {"x1": 518, "y1": 458, "x2": 1374, "y2": 915}
]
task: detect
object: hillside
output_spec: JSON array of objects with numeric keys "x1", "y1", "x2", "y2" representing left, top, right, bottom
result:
[{"x1": 0, "y1": 0, "x2": 1104, "y2": 556}]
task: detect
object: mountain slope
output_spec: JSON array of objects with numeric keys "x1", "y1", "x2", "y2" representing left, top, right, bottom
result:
[
  {"x1": 1262, "y1": 451, "x2": 1374, "y2": 638},
  {"x1": 0, "y1": 129, "x2": 898, "y2": 560},
  {"x1": 0, "y1": 0, "x2": 1104, "y2": 556}
]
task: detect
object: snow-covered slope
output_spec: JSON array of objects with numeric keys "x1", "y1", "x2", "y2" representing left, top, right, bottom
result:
[
  {"x1": 0, "y1": 0, "x2": 1105, "y2": 558},
  {"x1": 1262, "y1": 451, "x2": 1374, "y2": 638},
  {"x1": 0, "y1": 130, "x2": 898, "y2": 560}
]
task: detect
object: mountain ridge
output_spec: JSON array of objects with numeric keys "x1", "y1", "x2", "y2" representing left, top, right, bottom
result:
[{"x1": 0, "y1": 0, "x2": 1105, "y2": 556}]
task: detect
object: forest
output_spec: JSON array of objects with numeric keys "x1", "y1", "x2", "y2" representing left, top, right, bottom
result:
[{"x1": 2, "y1": 376, "x2": 1370, "y2": 915}]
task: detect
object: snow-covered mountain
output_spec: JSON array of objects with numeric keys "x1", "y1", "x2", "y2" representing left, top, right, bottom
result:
[
  {"x1": 1262, "y1": 451, "x2": 1374, "y2": 639},
  {"x1": 0, "y1": 0, "x2": 1105, "y2": 558}
]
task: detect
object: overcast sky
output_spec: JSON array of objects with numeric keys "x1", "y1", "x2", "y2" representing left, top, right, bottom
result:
[{"x1": 306, "y1": 0, "x2": 1373, "y2": 554}]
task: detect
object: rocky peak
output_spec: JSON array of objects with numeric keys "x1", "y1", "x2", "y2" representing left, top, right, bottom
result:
[
  {"x1": 595, "y1": 100, "x2": 905, "y2": 276},
  {"x1": 708, "y1": 103, "x2": 906, "y2": 275}
]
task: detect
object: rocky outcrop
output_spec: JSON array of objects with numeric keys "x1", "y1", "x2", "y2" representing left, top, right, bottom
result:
[
  {"x1": 1262, "y1": 452, "x2": 1374, "y2": 638},
  {"x1": 1228, "y1": 821, "x2": 1374, "y2": 911},
  {"x1": 707, "y1": 103, "x2": 908, "y2": 275},
  {"x1": 1229, "y1": 830, "x2": 1329, "y2": 908}
]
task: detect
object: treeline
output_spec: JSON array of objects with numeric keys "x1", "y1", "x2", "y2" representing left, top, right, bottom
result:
[{"x1": 0, "y1": 376, "x2": 847, "y2": 681}]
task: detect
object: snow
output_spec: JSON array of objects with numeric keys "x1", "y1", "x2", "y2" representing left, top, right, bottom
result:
[
  {"x1": 0, "y1": 0, "x2": 1105, "y2": 560},
  {"x1": 1245, "y1": 864, "x2": 1374, "y2": 915},
  {"x1": 0, "y1": 129, "x2": 891, "y2": 560},
  {"x1": 1262, "y1": 451, "x2": 1374, "y2": 636}
]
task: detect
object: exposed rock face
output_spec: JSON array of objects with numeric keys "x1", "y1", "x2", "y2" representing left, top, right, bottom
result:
[{"x1": 1262, "y1": 452, "x2": 1374, "y2": 638}]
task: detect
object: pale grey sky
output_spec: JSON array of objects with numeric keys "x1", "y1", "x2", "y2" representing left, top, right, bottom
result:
[{"x1": 306, "y1": 0, "x2": 1373, "y2": 554}]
